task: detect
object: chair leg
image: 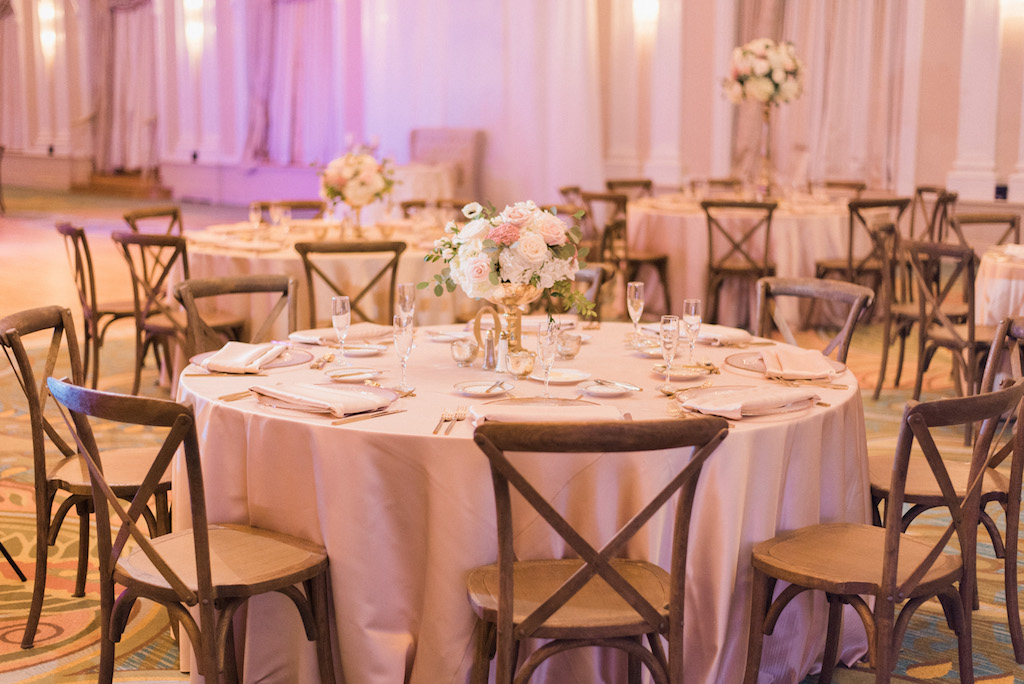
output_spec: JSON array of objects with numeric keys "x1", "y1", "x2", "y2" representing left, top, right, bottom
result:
[
  {"x1": 819, "y1": 595, "x2": 843, "y2": 683},
  {"x1": 627, "y1": 635, "x2": 642, "y2": 684},
  {"x1": 21, "y1": 513, "x2": 49, "y2": 648},
  {"x1": 470, "y1": 620, "x2": 495, "y2": 684},
  {"x1": 309, "y1": 573, "x2": 337, "y2": 684},
  {"x1": 873, "y1": 317, "x2": 893, "y2": 400},
  {"x1": 97, "y1": 588, "x2": 116, "y2": 684},
  {"x1": 743, "y1": 567, "x2": 770, "y2": 684},
  {"x1": 74, "y1": 501, "x2": 89, "y2": 598}
]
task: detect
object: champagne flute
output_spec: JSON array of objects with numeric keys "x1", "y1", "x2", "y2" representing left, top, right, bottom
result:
[
  {"x1": 657, "y1": 315, "x2": 679, "y2": 394},
  {"x1": 626, "y1": 281, "x2": 645, "y2": 348},
  {"x1": 537, "y1": 321, "x2": 558, "y2": 398},
  {"x1": 682, "y1": 299, "x2": 702, "y2": 365},
  {"x1": 248, "y1": 202, "x2": 262, "y2": 230},
  {"x1": 393, "y1": 314, "x2": 415, "y2": 394},
  {"x1": 331, "y1": 296, "x2": 351, "y2": 362},
  {"x1": 396, "y1": 282, "x2": 416, "y2": 324},
  {"x1": 269, "y1": 203, "x2": 285, "y2": 227}
]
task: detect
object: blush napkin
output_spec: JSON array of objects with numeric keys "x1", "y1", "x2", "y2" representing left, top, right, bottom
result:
[
  {"x1": 696, "y1": 324, "x2": 753, "y2": 346},
  {"x1": 469, "y1": 404, "x2": 622, "y2": 425},
  {"x1": 249, "y1": 383, "x2": 390, "y2": 417},
  {"x1": 760, "y1": 348, "x2": 835, "y2": 380},
  {"x1": 200, "y1": 342, "x2": 285, "y2": 374},
  {"x1": 678, "y1": 386, "x2": 818, "y2": 420}
]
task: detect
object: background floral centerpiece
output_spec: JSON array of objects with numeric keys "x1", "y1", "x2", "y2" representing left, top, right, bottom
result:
[
  {"x1": 423, "y1": 200, "x2": 594, "y2": 346},
  {"x1": 319, "y1": 150, "x2": 394, "y2": 229}
]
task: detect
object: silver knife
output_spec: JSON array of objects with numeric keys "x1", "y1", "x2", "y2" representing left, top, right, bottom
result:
[
  {"x1": 593, "y1": 378, "x2": 643, "y2": 391},
  {"x1": 332, "y1": 409, "x2": 406, "y2": 425}
]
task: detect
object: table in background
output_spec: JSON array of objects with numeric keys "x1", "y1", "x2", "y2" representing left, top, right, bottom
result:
[
  {"x1": 175, "y1": 322, "x2": 870, "y2": 684},
  {"x1": 627, "y1": 195, "x2": 851, "y2": 327},
  {"x1": 976, "y1": 245, "x2": 1024, "y2": 325}
]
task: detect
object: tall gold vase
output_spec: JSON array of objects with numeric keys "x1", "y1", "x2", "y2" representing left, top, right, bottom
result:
[
  {"x1": 486, "y1": 283, "x2": 543, "y2": 351},
  {"x1": 755, "y1": 104, "x2": 775, "y2": 199}
]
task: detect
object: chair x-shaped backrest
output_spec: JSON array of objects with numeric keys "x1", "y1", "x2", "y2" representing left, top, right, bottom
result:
[
  {"x1": 845, "y1": 198, "x2": 911, "y2": 278},
  {"x1": 473, "y1": 419, "x2": 728, "y2": 642},
  {"x1": 580, "y1": 191, "x2": 627, "y2": 257},
  {"x1": 949, "y1": 213, "x2": 1021, "y2": 263},
  {"x1": 909, "y1": 187, "x2": 957, "y2": 241},
  {"x1": 882, "y1": 381, "x2": 1024, "y2": 608},
  {"x1": 57, "y1": 224, "x2": 100, "y2": 336},
  {"x1": 174, "y1": 275, "x2": 297, "y2": 356},
  {"x1": 112, "y1": 232, "x2": 190, "y2": 338},
  {"x1": 702, "y1": 200, "x2": 777, "y2": 275},
  {"x1": 904, "y1": 239, "x2": 977, "y2": 361},
  {"x1": 294, "y1": 240, "x2": 406, "y2": 326},
  {"x1": 48, "y1": 378, "x2": 212, "y2": 610}
]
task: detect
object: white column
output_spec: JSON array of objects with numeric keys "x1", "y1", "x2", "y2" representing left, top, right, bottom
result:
[
  {"x1": 1008, "y1": 8, "x2": 1024, "y2": 201},
  {"x1": 643, "y1": 0, "x2": 684, "y2": 186},
  {"x1": 709, "y1": 0, "x2": 737, "y2": 177},
  {"x1": 604, "y1": 0, "x2": 641, "y2": 178},
  {"x1": 946, "y1": 0, "x2": 1001, "y2": 200}
]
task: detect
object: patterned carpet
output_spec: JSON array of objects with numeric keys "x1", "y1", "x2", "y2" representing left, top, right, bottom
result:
[{"x1": 0, "y1": 287, "x2": 1023, "y2": 681}]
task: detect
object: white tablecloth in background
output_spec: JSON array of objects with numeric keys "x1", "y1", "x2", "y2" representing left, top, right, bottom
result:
[
  {"x1": 976, "y1": 246, "x2": 1024, "y2": 325},
  {"x1": 627, "y1": 196, "x2": 851, "y2": 326},
  {"x1": 175, "y1": 321, "x2": 870, "y2": 684}
]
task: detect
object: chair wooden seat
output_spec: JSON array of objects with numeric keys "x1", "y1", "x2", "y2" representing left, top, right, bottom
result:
[
  {"x1": 868, "y1": 456, "x2": 1009, "y2": 507},
  {"x1": 753, "y1": 523, "x2": 962, "y2": 597},
  {"x1": 467, "y1": 558, "x2": 671, "y2": 637},
  {"x1": 49, "y1": 448, "x2": 171, "y2": 496},
  {"x1": 925, "y1": 322, "x2": 1000, "y2": 349},
  {"x1": 116, "y1": 524, "x2": 327, "y2": 600}
]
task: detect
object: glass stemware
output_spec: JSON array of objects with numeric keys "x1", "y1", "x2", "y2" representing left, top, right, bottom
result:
[
  {"x1": 331, "y1": 296, "x2": 351, "y2": 362},
  {"x1": 393, "y1": 314, "x2": 416, "y2": 394},
  {"x1": 396, "y1": 282, "x2": 416, "y2": 324},
  {"x1": 682, "y1": 299, "x2": 702, "y2": 365},
  {"x1": 626, "y1": 281, "x2": 645, "y2": 349},
  {"x1": 657, "y1": 315, "x2": 679, "y2": 394},
  {"x1": 537, "y1": 321, "x2": 558, "y2": 397},
  {"x1": 248, "y1": 202, "x2": 262, "y2": 230}
]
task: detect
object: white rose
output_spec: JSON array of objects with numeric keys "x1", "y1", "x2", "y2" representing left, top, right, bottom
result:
[
  {"x1": 516, "y1": 232, "x2": 549, "y2": 264},
  {"x1": 752, "y1": 57, "x2": 770, "y2": 77},
  {"x1": 778, "y1": 79, "x2": 800, "y2": 102},
  {"x1": 462, "y1": 202, "x2": 483, "y2": 219},
  {"x1": 345, "y1": 183, "x2": 374, "y2": 207},
  {"x1": 744, "y1": 76, "x2": 776, "y2": 103},
  {"x1": 725, "y1": 80, "x2": 744, "y2": 104},
  {"x1": 525, "y1": 211, "x2": 569, "y2": 246},
  {"x1": 500, "y1": 201, "x2": 538, "y2": 226},
  {"x1": 457, "y1": 218, "x2": 491, "y2": 243}
]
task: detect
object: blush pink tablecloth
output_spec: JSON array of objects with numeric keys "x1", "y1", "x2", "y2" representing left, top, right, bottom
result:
[
  {"x1": 976, "y1": 246, "x2": 1024, "y2": 325},
  {"x1": 175, "y1": 321, "x2": 870, "y2": 684}
]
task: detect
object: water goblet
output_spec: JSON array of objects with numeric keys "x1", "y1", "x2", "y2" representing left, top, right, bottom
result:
[
  {"x1": 556, "y1": 331, "x2": 582, "y2": 360},
  {"x1": 657, "y1": 315, "x2": 679, "y2": 394},
  {"x1": 626, "y1": 281, "x2": 645, "y2": 348},
  {"x1": 248, "y1": 202, "x2": 262, "y2": 230},
  {"x1": 268, "y1": 203, "x2": 285, "y2": 227},
  {"x1": 393, "y1": 314, "x2": 416, "y2": 394},
  {"x1": 682, "y1": 299, "x2": 702, "y2": 365},
  {"x1": 331, "y1": 296, "x2": 351, "y2": 362},
  {"x1": 537, "y1": 322, "x2": 558, "y2": 397},
  {"x1": 505, "y1": 349, "x2": 536, "y2": 379},
  {"x1": 396, "y1": 282, "x2": 416, "y2": 323},
  {"x1": 451, "y1": 338, "x2": 478, "y2": 367}
]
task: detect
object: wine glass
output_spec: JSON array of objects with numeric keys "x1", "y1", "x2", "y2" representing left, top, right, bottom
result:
[
  {"x1": 537, "y1": 321, "x2": 558, "y2": 397},
  {"x1": 331, "y1": 296, "x2": 351, "y2": 361},
  {"x1": 396, "y1": 282, "x2": 416, "y2": 324},
  {"x1": 657, "y1": 315, "x2": 679, "y2": 394},
  {"x1": 268, "y1": 203, "x2": 285, "y2": 227},
  {"x1": 682, "y1": 299, "x2": 702, "y2": 365},
  {"x1": 626, "y1": 281, "x2": 645, "y2": 348},
  {"x1": 393, "y1": 314, "x2": 416, "y2": 394},
  {"x1": 248, "y1": 202, "x2": 262, "y2": 230}
]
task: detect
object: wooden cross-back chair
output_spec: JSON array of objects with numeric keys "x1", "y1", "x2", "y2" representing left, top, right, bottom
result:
[
  {"x1": 294, "y1": 240, "x2": 407, "y2": 326},
  {"x1": 606, "y1": 178, "x2": 654, "y2": 200},
  {"x1": 701, "y1": 199, "x2": 778, "y2": 325},
  {"x1": 46, "y1": 379, "x2": 336, "y2": 684},
  {"x1": 253, "y1": 199, "x2": 325, "y2": 221},
  {"x1": 173, "y1": 274, "x2": 298, "y2": 357},
  {"x1": 467, "y1": 418, "x2": 729, "y2": 683},
  {"x1": 909, "y1": 186, "x2": 957, "y2": 241},
  {"x1": 867, "y1": 316, "x2": 1024, "y2": 665},
  {"x1": 57, "y1": 223, "x2": 135, "y2": 388},
  {"x1": 123, "y1": 206, "x2": 185, "y2": 284},
  {"x1": 814, "y1": 198, "x2": 910, "y2": 290},
  {"x1": 558, "y1": 185, "x2": 583, "y2": 206},
  {"x1": 903, "y1": 239, "x2": 998, "y2": 404},
  {"x1": 692, "y1": 177, "x2": 742, "y2": 198},
  {"x1": 754, "y1": 276, "x2": 874, "y2": 364},
  {"x1": 399, "y1": 198, "x2": 472, "y2": 223},
  {"x1": 0, "y1": 305, "x2": 170, "y2": 649},
  {"x1": 949, "y1": 213, "x2": 1021, "y2": 261},
  {"x1": 112, "y1": 232, "x2": 245, "y2": 394},
  {"x1": 745, "y1": 379, "x2": 1024, "y2": 684},
  {"x1": 815, "y1": 179, "x2": 867, "y2": 199}
]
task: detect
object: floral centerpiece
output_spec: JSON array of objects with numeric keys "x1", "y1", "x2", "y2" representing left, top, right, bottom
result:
[
  {"x1": 423, "y1": 200, "x2": 594, "y2": 348},
  {"x1": 722, "y1": 38, "x2": 804, "y2": 197},
  {"x1": 319, "y1": 151, "x2": 394, "y2": 230}
]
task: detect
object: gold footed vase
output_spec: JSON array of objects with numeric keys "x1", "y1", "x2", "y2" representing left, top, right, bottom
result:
[{"x1": 486, "y1": 284, "x2": 543, "y2": 351}]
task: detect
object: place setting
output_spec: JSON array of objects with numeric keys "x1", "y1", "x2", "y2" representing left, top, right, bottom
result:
[{"x1": 185, "y1": 340, "x2": 314, "y2": 377}]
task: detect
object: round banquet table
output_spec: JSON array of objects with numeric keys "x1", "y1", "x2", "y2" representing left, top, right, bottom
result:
[
  {"x1": 627, "y1": 195, "x2": 855, "y2": 327},
  {"x1": 976, "y1": 245, "x2": 1024, "y2": 325},
  {"x1": 174, "y1": 320, "x2": 870, "y2": 684}
]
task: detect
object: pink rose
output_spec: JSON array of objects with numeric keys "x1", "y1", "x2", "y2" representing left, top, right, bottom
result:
[
  {"x1": 500, "y1": 201, "x2": 537, "y2": 226},
  {"x1": 464, "y1": 254, "x2": 493, "y2": 283},
  {"x1": 527, "y1": 211, "x2": 569, "y2": 246}
]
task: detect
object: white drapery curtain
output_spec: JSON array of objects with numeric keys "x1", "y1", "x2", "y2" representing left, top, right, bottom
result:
[
  {"x1": 92, "y1": 0, "x2": 158, "y2": 172},
  {"x1": 732, "y1": 0, "x2": 907, "y2": 191},
  {"x1": 0, "y1": 2, "x2": 24, "y2": 148}
]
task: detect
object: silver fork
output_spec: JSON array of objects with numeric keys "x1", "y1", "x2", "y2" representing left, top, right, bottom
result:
[
  {"x1": 445, "y1": 406, "x2": 468, "y2": 435},
  {"x1": 433, "y1": 408, "x2": 453, "y2": 434}
]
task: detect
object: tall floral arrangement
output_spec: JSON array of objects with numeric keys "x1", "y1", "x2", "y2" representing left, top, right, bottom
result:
[
  {"x1": 319, "y1": 151, "x2": 394, "y2": 210},
  {"x1": 423, "y1": 201, "x2": 594, "y2": 316},
  {"x1": 722, "y1": 38, "x2": 804, "y2": 106}
]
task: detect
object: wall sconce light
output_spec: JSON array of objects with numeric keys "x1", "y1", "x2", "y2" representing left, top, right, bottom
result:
[
  {"x1": 633, "y1": 0, "x2": 660, "y2": 34},
  {"x1": 38, "y1": 0, "x2": 57, "y2": 64},
  {"x1": 183, "y1": 0, "x2": 204, "y2": 60}
]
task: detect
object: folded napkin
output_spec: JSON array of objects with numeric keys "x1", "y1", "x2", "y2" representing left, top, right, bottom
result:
[
  {"x1": 289, "y1": 322, "x2": 393, "y2": 345},
  {"x1": 200, "y1": 342, "x2": 285, "y2": 374},
  {"x1": 470, "y1": 403, "x2": 622, "y2": 425},
  {"x1": 249, "y1": 383, "x2": 390, "y2": 417},
  {"x1": 761, "y1": 348, "x2": 835, "y2": 380},
  {"x1": 679, "y1": 386, "x2": 818, "y2": 420},
  {"x1": 697, "y1": 324, "x2": 753, "y2": 346}
]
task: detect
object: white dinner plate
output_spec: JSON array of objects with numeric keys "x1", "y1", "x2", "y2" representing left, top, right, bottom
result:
[
  {"x1": 254, "y1": 384, "x2": 397, "y2": 414},
  {"x1": 527, "y1": 368, "x2": 591, "y2": 384},
  {"x1": 343, "y1": 344, "x2": 387, "y2": 357},
  {"x1": 636, "y1": 345, "x2": 666, "y2": 358},
  {"x1": 189, "y1": 348, "x2": 313, "y2": 370},
  {"x1": 724, "y1": 351, "x2": 845, "y2": 377},
  {"x1": 579, "y1": 382, "x2": 629, "y2": 398},
  {"x1": 652, "y1": 364, "x2": 711, "y2": 381},
  {"x1": 484, "y1": 396, "x2": 598, "y2": 406},
  {"x1": 427, "y1": 330, "x2": 471, "y2": 343},
  {"x1": 324, "y1": 367, "x2": 384, "y2": 383},
  {"x1": 454, "y1": 380, "x2": 514, "y2": 397}
]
